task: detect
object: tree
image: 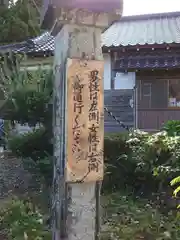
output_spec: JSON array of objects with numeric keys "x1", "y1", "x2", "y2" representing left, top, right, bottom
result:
[{"x1": 0, "y1": 0, "x2": 40, "y2": 43}]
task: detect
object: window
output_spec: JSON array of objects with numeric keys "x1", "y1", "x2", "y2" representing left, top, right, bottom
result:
[
  {"x1": 138, "y1": 79, "x2": 168, "y2": 109},
  {"x1": 138, "y1": 80, "x2": 152, "y2": 108},
  {"x1": 142, "y1": 83, "x2": 151, "y2": 97},
  {"x1": 168, "y1": 79, "x2": 180, "y2": 107}
]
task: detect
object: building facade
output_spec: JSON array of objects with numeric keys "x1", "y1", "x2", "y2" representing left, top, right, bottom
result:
[{"x1": 102, "y1": 11, "x2": 180, "y2": 131}]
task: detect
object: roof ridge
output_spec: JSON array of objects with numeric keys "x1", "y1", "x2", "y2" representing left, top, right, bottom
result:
[{"x1": 120, "y1": 11, "x2": 180, "y2": 22}]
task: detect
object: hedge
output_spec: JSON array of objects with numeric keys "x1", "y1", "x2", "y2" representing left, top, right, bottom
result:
[{"x1": 8, "y1": 129, "x2": 180, "y2": 196}]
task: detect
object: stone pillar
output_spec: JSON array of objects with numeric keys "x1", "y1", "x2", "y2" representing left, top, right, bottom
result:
[
  {"x1": 53, "y1": 20, "x2": 103, "y2": 240},
  {"x1": 41, "y1": 2, "x2": 123, "y2": 240}
]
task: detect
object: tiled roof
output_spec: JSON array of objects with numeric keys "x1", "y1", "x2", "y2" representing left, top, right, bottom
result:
[
  {"x1": 1, "y1": 11, "x2": 180, "y2": 71},
  {"x1": 0, "y1": 32, "x2": 54, "y2": 54},
  {"x1": 102, "y1": 11, "x2": 180, "y2": 47},
  {"x1": 27, "y1": 32, "x2": 54, "y2": 52}
]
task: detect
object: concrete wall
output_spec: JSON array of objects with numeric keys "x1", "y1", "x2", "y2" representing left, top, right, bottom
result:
[{"x1": 103, "y1": 53, "x2": 111, "y2": 90}]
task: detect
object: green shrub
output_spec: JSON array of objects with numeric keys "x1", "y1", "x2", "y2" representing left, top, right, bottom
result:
[
  {"x1": 170, "y1": 176, "x2": 180, "y2": 207},
  {"x1": 1, "y1": 68, "x2": 53, "y2": 127},
  {"x1": 8, "y1": 127, "x2": 180, "y2": 198},
  {"x1": 8, "y1": 128, "x2": 53, "y2": 186},
  {"x1": 103, "y1": 133, "x2": 133, "y2": 193},
  {"x1": 103, "y1": 131, "x2": 157, "y2": 195},
  {"x1": 103, "y1": 130, "x2": 180, "y2": 196},
  {"x1": 8, "y1": 127, "x2": 53, "y2": 161},
  {"x1": 128, "y1": 130, "x2": 180, "y2": 180},
  {"x1": 0, "y1": 197, "x2": 51, "y2": 240},
  {"x1": 3, "y1": 89, "x2": 51, "y2": 126},
  {"x1": 162, "y1": 120, "x2": 180, "y2": 136},
  {"x1": 101, "y1": 193, "x2": 180, "y2": 240}
]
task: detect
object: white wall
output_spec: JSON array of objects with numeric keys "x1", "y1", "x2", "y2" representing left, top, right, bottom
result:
[
  {"x1": 103, "y1": 53, "x2": 136, "y2": 90},
  {"x1": 115, "y1": 72, "x2": 135, "y2": 89},
  {"x1": 103, "y1": 53, "x2": 111, "y2": 90}
]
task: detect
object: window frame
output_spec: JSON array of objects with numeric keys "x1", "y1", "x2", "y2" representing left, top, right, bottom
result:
[{"x1": 168, "y1": 78, "x2": 180, "y2": 109}]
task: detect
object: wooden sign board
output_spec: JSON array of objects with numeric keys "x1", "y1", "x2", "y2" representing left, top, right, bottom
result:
[{"x1": 66, "y1": 59, "x2": 104, "y2": 183}]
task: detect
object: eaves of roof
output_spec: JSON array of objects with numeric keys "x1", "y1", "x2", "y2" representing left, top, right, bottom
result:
[{"x1": 114, "y1": 53, "x2": 180, "y2": 71}]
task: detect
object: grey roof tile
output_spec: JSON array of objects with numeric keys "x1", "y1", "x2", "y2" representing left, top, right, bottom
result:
[
  {"x1": 0, "y1": 32, "x2": 55, "y2": 54},
  {"x1": 102, "y1": 12, "x2": 180, "y2": 47}
]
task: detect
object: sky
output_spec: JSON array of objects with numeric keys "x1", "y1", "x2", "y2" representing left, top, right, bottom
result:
[{"x1": 123, "y1": 0, "x2": 180, "y2": 16}]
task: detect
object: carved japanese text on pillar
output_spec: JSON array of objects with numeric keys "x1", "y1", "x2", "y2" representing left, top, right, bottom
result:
[{"x1": 66, "y1": 59, "x2": 104, "y2": 182}]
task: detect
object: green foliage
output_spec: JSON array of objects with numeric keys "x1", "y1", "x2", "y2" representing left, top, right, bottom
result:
[
  {"x1": 171, "y1": 176, "x2": 180, "y2": 186},
  {"x1": 1, "y1": 66, "x2": 53, "y2": 126},
  {"x1": 10, "y1": 126, "x2": 180, "y2": 195},
  {"x1": 162, "y1": 120, "x2": 180, "y2": 136},
  {"x1": 101, "y1": 193, "x2": 180, "y2": 240},
  {"x1": 127, "y1": 130, "x2": 180, "y2": 181},
  {"x1": 0, "y1": 0, "x2": 40, "y2": 44},
  {"x1": 103, "y1": 130, "x2": 180, "y2": 196},
  {"x1": 6, "y1": 88, "x2": 51, "y2": 125},
  {"x1": 8, "y1": 128, "x2": 53, "y2": 186},
  {"x1": 8, "y1": 127, "x2": 52, "y2": 160},
  {"x1": 103, "y1": 133, "x2": 133, "y2": 193},
  {"x1": 0, "y1": 197, "x2": 51, "y2": 240},
  {"x1": 23, "y1": 156, "x2": 53, "y2": 187},
  {"x1": 171, "y1": 176, "x2": 180, "y2": 208},
  {"x1": 2, "y1": 62, "x2": 54, "y2": 188}
]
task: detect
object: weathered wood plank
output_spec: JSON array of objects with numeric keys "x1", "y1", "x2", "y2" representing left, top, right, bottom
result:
[{"x1": 66, "y1": 58, "x2": 104, "y2": 182}]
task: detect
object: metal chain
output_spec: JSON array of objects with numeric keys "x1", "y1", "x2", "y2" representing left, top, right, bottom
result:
[{"x1": 104, "y1": 106, "x2": 130, "y2": 131}]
